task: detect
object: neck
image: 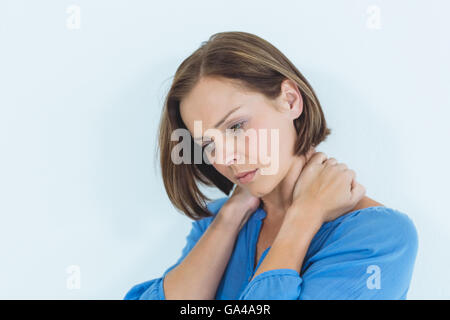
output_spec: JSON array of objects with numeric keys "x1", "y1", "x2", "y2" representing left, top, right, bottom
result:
[{"x1": 260, "y1": 147, "x2": 315, "y2": 223}]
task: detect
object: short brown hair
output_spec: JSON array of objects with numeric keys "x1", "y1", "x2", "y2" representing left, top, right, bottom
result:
[{"x1": 156, "y1": 31, "x2": 331, "y2": 220}]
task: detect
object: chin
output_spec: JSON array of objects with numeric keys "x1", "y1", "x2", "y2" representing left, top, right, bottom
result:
[{"x1": 246, "y1": 180, "x2": 276, "y2": 198}]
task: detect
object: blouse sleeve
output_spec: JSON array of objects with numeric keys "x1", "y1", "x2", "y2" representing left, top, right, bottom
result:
[
  {"x1": 238, "y1": 207, "x2": 418, "y2": 300},
  {"x1": 123, "y1": 217, "x2": 207, "y2": 300}
]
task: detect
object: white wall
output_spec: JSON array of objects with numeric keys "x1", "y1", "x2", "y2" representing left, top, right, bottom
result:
[{"x1": 0, "y1": 0, "x2": 448, "y2": 299}]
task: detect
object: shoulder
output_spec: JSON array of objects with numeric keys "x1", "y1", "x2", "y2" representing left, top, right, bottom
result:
[
  {"x1": 347, "y1": 206, "x2": 417, "y2": 239},
  {"x1": 303, "y1": 205, "x2": 419, "y2": 299},
  {"x1": 326, "y1": 205, "x2": 419, "y2": 256}
]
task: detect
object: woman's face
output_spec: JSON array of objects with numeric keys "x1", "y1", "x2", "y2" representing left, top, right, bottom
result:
[{"x1": 179, "y1": 76, "x2": 303, "y2": 197}]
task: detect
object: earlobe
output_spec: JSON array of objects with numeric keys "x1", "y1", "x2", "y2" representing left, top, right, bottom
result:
[
  {"x1": 285, "y1": 89, "x2": 303, "y2": 120},
  {"x1": 282, "y1": 79, "x2": 303, "y2": 116},
  {"x1": 294, "y1": 91, "x2": 304, "y2": 118},
  {"x1": 290, "y1": 100, "x2": 303, "y2": 120}
]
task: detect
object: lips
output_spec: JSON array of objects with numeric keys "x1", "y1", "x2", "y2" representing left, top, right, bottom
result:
[
  {"x1": 235, "y1": 169, "x2": 259, "y2": 184},
  {"x1": 234, "y1": 169, "x2": 258, "y2": 179}
]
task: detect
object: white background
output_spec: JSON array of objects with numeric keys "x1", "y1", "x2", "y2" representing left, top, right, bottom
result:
[{"x1": 0, "y1": 0, "x2": 449, "y2": 299}]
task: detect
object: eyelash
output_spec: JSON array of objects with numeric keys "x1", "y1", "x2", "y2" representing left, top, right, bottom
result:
[{"x1": 202, "y1": 120, "x2": 246, "y2": 149}]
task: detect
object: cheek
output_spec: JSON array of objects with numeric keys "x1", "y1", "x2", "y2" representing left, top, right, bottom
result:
[
  {"x1": 254, "y1": 122, "x2": 296, "y2": 184},
  {"x1": 247, "y1": 119, "x2": 270, "y2": 165},
  {"x1": 251, "y1": 119, "x2": 285, "y2": 168}
]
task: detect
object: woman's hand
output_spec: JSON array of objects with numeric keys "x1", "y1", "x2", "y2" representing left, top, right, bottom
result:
[
  {"x1": 291, "y1": 151, "x2": 366, "y2": 224},
  {"x1": 219, "y1": 185, "x2": 261, "y2": 231}
]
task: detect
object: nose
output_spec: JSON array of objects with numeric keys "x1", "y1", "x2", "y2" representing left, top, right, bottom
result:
[
  {"x1": 225, "y1": 153, "x2": 241, "y2": 166},
  {"x1": 219, "y1": 133, "x2": 240, "y2": 166},
  {"x1": 211, "y1": 133, "x2": 245, "y2": 166}
]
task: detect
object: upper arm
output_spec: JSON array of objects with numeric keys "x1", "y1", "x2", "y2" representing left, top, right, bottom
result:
[{"x1": 299, "y1": 207, "x2": 419, "y2": 299}]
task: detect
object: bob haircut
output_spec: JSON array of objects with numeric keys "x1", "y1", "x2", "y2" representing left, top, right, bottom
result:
[{"x1": 156, "y1": 31, "x2": 331, "y2": 220}]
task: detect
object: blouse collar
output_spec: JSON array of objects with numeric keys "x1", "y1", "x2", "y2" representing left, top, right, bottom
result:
[{"x1": 253, "y1": 205, "x2": 267, "y2": 220}]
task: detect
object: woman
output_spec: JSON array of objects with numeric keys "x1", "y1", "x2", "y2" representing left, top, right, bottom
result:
[{"x1": 124, "y1": 31, "x2": 418, "y2": 300}]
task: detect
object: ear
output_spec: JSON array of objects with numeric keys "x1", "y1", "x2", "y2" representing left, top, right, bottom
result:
[{"x1": 280, "y1": 79, "x2": 303, "y2": 120}]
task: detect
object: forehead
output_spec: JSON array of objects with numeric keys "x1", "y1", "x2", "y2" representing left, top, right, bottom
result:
[{"x1": 179, "y1": 77, "x2": 247, "y2": 132}]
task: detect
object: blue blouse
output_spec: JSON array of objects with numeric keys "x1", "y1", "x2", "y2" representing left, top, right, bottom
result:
[{"x1": 124, "y1": 197, "x2": 418, "y2": 300}]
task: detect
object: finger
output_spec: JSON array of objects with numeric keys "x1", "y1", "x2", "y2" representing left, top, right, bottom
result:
[
  {"x1": 309, "y1": 152, "x2": 328, "y2": 165},
  {"x1": 335, "y1": 163, "x2": 348, "y2": 171},
  {"x1": 304, "y1": 147, "x2": 316, "y2": 162},
  {"x1": 341, "y1": 169, "x2": 356, "y2": 188},
  {"x1": 347, "y1": 169, "x2": 356, "y2": 184},
  {"x1": 350, "y1": 180, "x2": 366, "y2": 204},
  {"x1": 346, "y1": 169, "x2": 356, "y2": 191},
  {"x1": 325, "y1": 157, "x2": 338, "y2": 166},
  {"x1": 337, "y1": 169, "x2": 354, "y2": 188}
]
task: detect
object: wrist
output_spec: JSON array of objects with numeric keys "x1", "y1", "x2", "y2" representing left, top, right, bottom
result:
[
  {"x1": 288, "y1": 199, "x2": 324, "y2": 224},
  {"x1": 279, "y1": 200, "x2": 324, "y2": 239},
  {"x1": 214, "y1": 203, "x2": 246, "y2": 232},
  {"x1": 253, "y1": 201, "x2": 324, "y2": 277}
]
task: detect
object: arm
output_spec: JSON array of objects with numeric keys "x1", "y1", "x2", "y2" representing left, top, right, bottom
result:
[
  {"x1": 239, "y1": 152, "x2": 417, "y2": 300},
  {"x1": 238, "y1": 205, "x2": 418, "y2": 300},
  {"x1": 250, "y1": 201, "x2": 322, "y2": 281},
  {"x1": 124, "y1": 202, "x2": 242, "y2": 300},
  {"x1": 249, "y1": 150, "x2": 365, "y2": 279},
  {"x1": 238, "y1": 200, "x2": 323, "y2": 300},
  {"x1": 299, "y1": 207, "x2": 418, "y2": 299},
  {"x1": 163, "y1": 206, "x2": 241, "y2": 300}
]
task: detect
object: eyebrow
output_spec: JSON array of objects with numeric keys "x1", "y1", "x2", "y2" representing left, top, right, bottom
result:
[{"x1": 194, "y1": 106, "x2": 241, "y2": 142}]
